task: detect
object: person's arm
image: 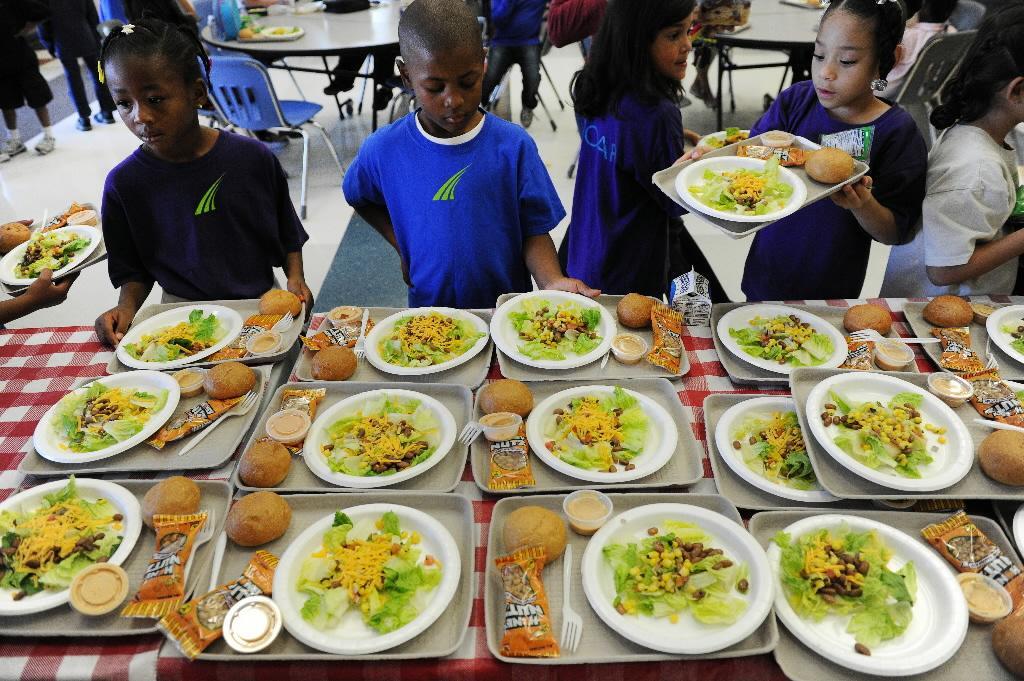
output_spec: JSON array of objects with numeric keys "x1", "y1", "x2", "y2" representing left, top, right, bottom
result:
[
  {"x1": 177, "y1": 0, "x2": 197, "y2": 17},
  {"x1": 353, "y1": 202, "x2": 411, "y2": 285},
  {"x1": 283, "y1": 250, "x2": 313, "y2": 319},
  {"x1": 927, "y1": 229, "x2": 1024, "y2": 286},
  {"x1": 547, "y1": 0, "x2": 605, "y2": 47},
  {"x1": 830, "y1": 176, "x2": 903, "y2": 245},
  {"x1": 523, "y1": 234, "x2": 599, "y2": 296},
  {"x1": 94, "y1": 280, "x2": 152, "y2": 347},
  {"x1": 0, "y1": 269, "x2": 76, "y2": 325}
]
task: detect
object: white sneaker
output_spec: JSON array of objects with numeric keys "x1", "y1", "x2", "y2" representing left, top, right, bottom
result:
[
  {"x1": 520, "y1": 107, "x2": 534, "y2": 129},
  {"x1": 1, "y1": 139, "x2": 26, "y2": 157},
  {"x1": 0, "y1": 151, "x2": 9, "y2": 163},
  {"x1": 33, "y1": 136, "x2": 55, "y2": 155}
]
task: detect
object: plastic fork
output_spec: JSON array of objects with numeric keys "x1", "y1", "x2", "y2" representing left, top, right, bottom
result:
[
  {"x1": 177, "y1": 391, "x2": 259, "y2": 457},
  {"x1": 353, "y1": 308, "x2": 371, "y2": 359},
  {"x1": 272, "y1": 311, "x2": 296, "y2": 333},
  {"x1": 458, "y1": 421, "x2": 483, "y2": 445},
  {"x1": 560, "y1": 544, "x2": 583, "y2": 653},
  {"x1": 182, "y1": 508, "x2": 215, "y2": 589},
  {"x1": 848, "y1": 329, "x2": 939, "y2": 345},
  {"x1": 974, "y1": 418, "x2": 1024, "y2": 435}
]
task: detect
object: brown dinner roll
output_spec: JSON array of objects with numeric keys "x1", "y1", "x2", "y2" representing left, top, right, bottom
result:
[
  {"x1": 478, "y1": 379, "x2": 534, "y2": 417},
  {"x1": 238, "y1": 439, "x2": 292, "y2": 488},
  {"x1": 923, "y1": 295, "x2": 974, "y2": 328},
  {"x1": 617, "y1": 293, "x2": 656, "y2": 329},
  {"x1": 0, "y1": 222, "x2": 31, "y2": 254},
  {"x1": 805, "y1": 147, "x2": 856, "y2": 184},
  {"x1": 226, "y1": 491, "x2": 291, "y2": 546},
  {"x1": 203, "y1": 361, "x2": 256, "y2": 400},
  {"x1": 994, "y1": 610, "x2": 1024, "y2": 677},
  {"x1": 503, "y1": 506, "x2": 567, "y2": 560},
  {"x1": 843, "y1": 304, "x2": 892, "y2": 335},
  {"x1": 259, "y1": 289, "x2": 302, "y2": 317},
  {"x1": 979, "y1": 430, "x2": 1024, "y2": 486},
  {"x1": 141, "y1": 476, "x2": 201, "y2": 529},
  {"x1": 311, "y1": 345, "x2": 356, "y2": 381}
]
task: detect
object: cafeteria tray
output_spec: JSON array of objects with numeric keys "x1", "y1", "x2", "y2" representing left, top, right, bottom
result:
[
  {"x1": 0, "y1": 479, "x2": 231, "y2": 637},
  {"x1": 232, "y1": 381, "x2": 471, "y2": 493},
  {"x1": 180, "y1": 491, "x2": 473, "y2": 661},
  {"x1": 711, "y1": 302, "x2": 920, "y2": 388},
  {"x1": 106, "y1": 298, "x2": 308, "y2": 374},
  {"x1": 703, "y1": 394, "x2": 873, "y2": 511},
  {"x1": 903, "y1": 300, "x2": 1024, "y2": 381},
  {"x1": 0, "y1": 241, "x2": 107, "y2": 297},
  {"x1": 493, "y1": 293, "x2": 688, "y2": 382},
  {"x1": 652, "y1": 133, "x2": 868, "y2": 240},
  {"x1": 470, "y1": 378, "x2": 703, "y2": 494},
  {"x1": 19, "y1": 366, "x2": 270, "y2": 477},
  {"x1": 749, "y1": 510, "x2": 1019, "y2": 681},
  {"x1": 993, "y1": 500, "x2": 1024, "y2": 555},
  {"x1": 484, "y1": 493, "x2": 779, "y2": 664},
  {"x1": 291, "y1": 308, "x2": 494, "y2": 389},
  {"x1": 790, "y1": 366, "x2": 1024, "y2": 500}
]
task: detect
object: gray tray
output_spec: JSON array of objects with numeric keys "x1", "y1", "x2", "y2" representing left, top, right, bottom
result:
[
  {"x1": 749, "y1": 510, "x2": 1020, "y2": 681},
  {"x1": 993, "y1": 500, "x2": 1024, "y2": 555},
  {"x1": 485, "y1": 493, "x2": 779, "y2": 664},
  {"x1": 493, "y1": 293, "x2": 689, "y2": 382},
  {"x1": 652, "y1": 133, "x2": 869, "y2": 240},
  {"x1": 180, "y1": 491, "x2": 474, "y2": 661},
  {"x1": 106, "y1": 298, "x2": 307, "y2": 374},
  {"x1": 0, "y1": 241, "x2": 107, "y2": 297},
  {"x1": 0, "y1": 479, "x2": 231, "y2": 637},
  {"x1": 292, "y1": 308, "x2": 494, "y2": 389},
  {"x1": 470, "y1": 378, "x2": 703, "y2": 494},
  {"x1": 790, "y1": 366, "x2": 1024, "y2": 500},
  {"x1": 703, "y1": 394, "x2": 872, "y2": 511},
  {"x1": 19, "y1": 366, "x2": 270, "y2": 477},
  {"x1": 232, "y1": 381, "x2": 472, "y2": 493},
  {"x1": 712, "y1": 302, "x2": 919, "y2": 388}
]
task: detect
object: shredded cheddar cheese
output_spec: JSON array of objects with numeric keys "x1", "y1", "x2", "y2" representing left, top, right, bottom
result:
[
  {"x1": 564, "y1": 398, "x2": 622, "y2": 445},
  {"x1": 725, "y1": 171, "x2": 767, "y2": 207},
  {"x1": 13, "y1": 499, "x2": 117, "y2": 572},
  {"x1": 396, "y1": 313, "x2": 459, "y2": 353},
  {"x1": 328, "y1": 535, "x2": 395, "y2": 598}
]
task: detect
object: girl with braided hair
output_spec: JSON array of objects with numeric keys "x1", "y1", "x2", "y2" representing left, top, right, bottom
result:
[{"x1": 882, "y1": 6, "x2": 1024, "y2": 296}]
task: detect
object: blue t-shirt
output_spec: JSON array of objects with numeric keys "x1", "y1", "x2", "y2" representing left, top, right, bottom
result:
[
  {"x1": 563, "y1": 93, "x2": 685, "y2": 297},
  {"x1": 491, "y1": 0, "x2": 546, "y2": 46},
  {"x1": 743, "y1": 80, "x2": 927, "y2": 300},
  {"x1": 103, "y1": 131, "x2": 309, "y2": 300},
  {"x1": 342, "y1": 112, "x2": 565, "y2": 308}
]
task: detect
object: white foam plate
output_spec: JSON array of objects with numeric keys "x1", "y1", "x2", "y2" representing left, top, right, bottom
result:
[
  {"x1": 0, "y1": 479, "x2": 142, "y2": 616},
  {"x1": 581, "y1": 503, "x2": 773, "y2": 654},
  {"x1": 363, "y1": 307, "x2": 489, "y2": 376},
  {"x1": 767, "y1": 514, "x2": 967, "y2": 676},
  {"x1": 490, "y1": 291, "x2": 616, "y2": 370},
  {"x1": 805, "y1": 372, "x2": 973, "y2": 492},
  {"x1": 986, "y1": 305, "x2": 1024, "y2": 366},
  {"x1": 115, "y1": 304, "x2": 244, "y2": 371},
  {"x1": 714, "y1": 396, "x2": 837, "y2": 503},
  {"x1": 1013, "y1": 503, "x2": 1024, "y2": 556},
  {"x1": 273, "y1": 503, "x2": 461, "y2": 655},
  {"x1": 0, "y1": 226, "x2": 101, "y2": 286},
  {"x1": 525, "y1": 385, "x2": 677, "y2": 483},
  {"x1": 717, "y1": 304, "x2": 847, "y2": 375},
  {"x1": 674, "y1": 156, "x2": 807, "y2": 223},
  {"x1": 302, "y1": 389, "x2": 457, "y2": 489},
  {"x1": 31, "y1": 371, "x2": 181, "y2": 464}
]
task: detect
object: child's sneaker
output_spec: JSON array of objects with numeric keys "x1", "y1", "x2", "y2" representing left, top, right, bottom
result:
[
  {"x1": 1, "y1": 139, "x2": 26, "y2": 157},
  {"x1": 33, "y1": 136, "x2": 55, "y2": 155},
  {"x1": 520, "y1": 107, "x2": 534, "y2": 129}
]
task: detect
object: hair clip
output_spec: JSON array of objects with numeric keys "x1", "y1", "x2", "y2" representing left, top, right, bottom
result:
[
  {"x1": 121, "y1": 23, "x2": 135, "y2": 34},
  {"x1": 871, "y1": 78, "x2": 888, "y2": 92},
  {"x1": 97, "y1": 61, "x2": 105, "y2": 84}
]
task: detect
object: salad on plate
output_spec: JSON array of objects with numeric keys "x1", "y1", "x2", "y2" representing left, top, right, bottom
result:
[
  {"x1": 509, "y1": 298, "x2": 602, "y2": 361},
  {"x1": 15, "y1": 230, "x2": 92, "y2": 279},
  {"x1": 689, "y1": 158, "x2": 794, "y2": 216},
  {"x1": 1002, "y1": 319, "x2": 1024, "y2": 355},
  {"x1": 52, "y1": 381, "x2": 168, "y2": 453},
  {"x1": 123, "y1": 309, "x2": 223, "y2": 363},
  {"x1": 543, "y1": 386, "x2": 648, "y2": 472},
  {"x1": 729, "y1": 314, "x2": 835, "y2": 367},
  {"x1": 700, "y1": 127, "x2": 749, "y2": 150},
  {"x1": 729, "y1": 410, "x2": 817, "y2": 490},
  {"x1": 378, "y1": 312, "x2": 484, "y2": 368}
]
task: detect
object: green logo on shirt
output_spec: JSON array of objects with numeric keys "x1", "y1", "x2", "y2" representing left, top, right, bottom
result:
[
  {"x1": 195, "y1": 173, "x2": 226, "y2": 216},
  {"x1": 432, "y1": 165, "x2": 471, "y2": 201}
]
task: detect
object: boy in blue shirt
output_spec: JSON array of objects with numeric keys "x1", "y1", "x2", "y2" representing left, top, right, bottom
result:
[{"x1": 343, "y1": 0, "x2": 596, "y2": 309}]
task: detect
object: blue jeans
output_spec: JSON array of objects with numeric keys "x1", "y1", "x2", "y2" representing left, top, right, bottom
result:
[
  {"x1": 60, "y1": 54, "x2": 115, "y2": 119},
  {"x1": 483, "y1": 43, "x2": 541, "y2": 111}
]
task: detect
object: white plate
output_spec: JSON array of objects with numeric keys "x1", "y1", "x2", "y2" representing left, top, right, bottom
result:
[
  {"x1": 717, "y1": 304, "x2": 847, "y2": 375},
  {"x1": 115, "y1": 304, "x2": 244, "y2": 370},
  {"x1": 239, "y1": 25, "x2": 306, "y2": 41},
  {"x1": 696, "y1": 129, "x2": 751, "y2": 152},
  {"x1": 273, "y1": 503, "x2": 461, "y2": 655},
  {"x1": 804, "y1": 372, "x2": 973, "y2": 492},
  {"x1": 0, "y1": 226, "x2": 102, "y2": 286},
  {"x1": 767, "y1": 515, "x2": 967, "y2": 676},
  {"x1": 302, "y1": 389, "x2": 457, "y2": 489},
  {"x1": 0, "y1": 479, "x2": 142, "y2": 616},
  {"x1": 714, "y1": 396, "x2": 837, "y2": 503},
  {"x1": 526, "y1": 385, "x2": 677, "y2": 483},
  {"x1": 1013, "y1": 504, "x2": 1024, "y2": 556},
  {"x1": 986, "y1": 305, "x2": 1024, "y2": 365},
  {"x1": 363, "y1": 307, "x2": 489, "y2": 376},
  {"x1": 581, "y1": 503, "x2": 773, "y2": 654},
  {"x1": 675, "y1": 156, "x2": 807, "y2": 223},
  {"x1": 31, "y1": 371, "x2": 181, "y2": 464},
  {"x1": 490, "y1": 291, "x2": 615, "y2": 370}
]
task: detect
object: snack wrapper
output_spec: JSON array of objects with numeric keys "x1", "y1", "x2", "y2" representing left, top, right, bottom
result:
[
  {"x1": 923, "y1": 511, "x2": 1024, "y2": 610},
  {"x1": 487, "y1": 424, "x2": 535, "y2": 491},
  {"x1": 146, "y1": 396, "x2": 245, "y2": 450},
  {"x1": 277, "y1": 387, "x2": 326, "y2": 453},
  {"x1": 43, "y1": 202, "x2": 88, "y2": 231},
  {"x1": 122, "y1": 512, "x2": 208, "y2": 618},
  {"x1": 736, "y1": 145, "x2": 807, "y2": 166},
  {"x1": 962, "y1": 368, "x2": 1024, "y2": 426},
  {"x1": 933, "y1": 327, "x2": 986, "y2": 373},
  {"x1": 207, "y1": 313, "x2": 284, "y2": 361},
  {"x1": 300, "y1": 318, "x2": 374, "y2": 351},
  {"x1": 496, "y1": 546, "x2": 559, "y2": 658},
  {"x1": 839, "y1": 338, "x2": 873, "y2": 371},
  {"x1": 158, "y1": 550, "x2": 279, "y2": 659},
  {"x1": 647, "y1": 303, "x2": 684, "y2": 374},
  {"x1": 668, "y1": 268, "x2": 711, "y2": 327}
]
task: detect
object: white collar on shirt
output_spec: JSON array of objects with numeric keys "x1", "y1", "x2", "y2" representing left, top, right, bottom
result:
[{"x1": 415, "y1": 109, "x2": 487, "y2": 145}]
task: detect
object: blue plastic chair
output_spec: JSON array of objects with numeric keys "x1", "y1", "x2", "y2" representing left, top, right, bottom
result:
[{"x1": 207, "y1": 55, "x2": 343, "y2": 218}]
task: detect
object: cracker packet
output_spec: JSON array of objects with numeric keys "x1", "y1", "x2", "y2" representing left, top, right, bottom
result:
[
  {"x1": 208, "y1": 313, "x2": 284, "y2": 361},
  {"x1": 933, "y1": 327, "x2": 986, "y2": 373},
  {"x1": 647, "y1": 303, "x2": 685, "y2": 374},
  {"x1": 495, "y1": 546, "x2": 559, "y2": 658},
  {"x1": 276, "y1": 387, "x2": 326, "y2": 453},
  {"x1": 922, "y1": 511, "x2": 1024, "y2": 609},
  {"x1": 158, "y1": 550, "x2": 279, "y2": 659},
  {"x1": 300, "y1": 318, "x2": 374, "y2": 351},
  {"x1": 146, "y1": 396, "x2": 245, "y2": 450},
  {"x1": 487, "y1": 424, "x2": 535, "y2": 491},
  {"x1": 839, "y1": 338, "x2": 873, "y2": 371},
  {"x1": 962, "y1": 368, "x2": 1024, "y2": 426},
  {"x1": 736, "y1": 145, "x2": 807, "y2": 166},
  {"x1": 668, "y1": 268, "x2": 711, "y2": 327},
  {"x1": 122, "y1": 512, "x2": 208, "y2": 618}
]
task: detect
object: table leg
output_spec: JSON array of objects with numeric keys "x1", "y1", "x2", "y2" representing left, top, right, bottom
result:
[{"x1": 716, "y1": 42, "x2": 725, "y2": 129}]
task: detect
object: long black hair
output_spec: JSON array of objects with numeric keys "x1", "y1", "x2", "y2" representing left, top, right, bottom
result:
[
  {"x1": 931, "y1": 5, "x2": 1024, "y2": 129},
  {"x1": 571, "y1": 0, "x2": 697, "y2": 119},
  {"x1": 821, "y1": 0, "x2": 907, "y2": 80},
  {"x1": 99, "y1": 15, "x2": 210, "y2": 88}
]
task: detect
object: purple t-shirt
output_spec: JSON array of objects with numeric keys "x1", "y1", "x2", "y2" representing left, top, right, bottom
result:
[
  {"x1": 743, "y1": 80, "x2": 927, "y2": 300},
  {"x1": 102, "y1": 131, "x2": 308, "y2": 300},
  {"x1": 564, "y1": 93, "x2": 685, "y2": 296}
]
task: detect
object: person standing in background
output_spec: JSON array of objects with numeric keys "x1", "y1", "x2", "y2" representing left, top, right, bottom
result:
[
  {"x1": 482, "y1": 0, "x2": 547, "y2": 128},
  {"x1": 0, "y1": 0, "x2": 57, "y2": 159},
  {"x1": 547, "y1": 0, "x2": 604, "y2": 47}
]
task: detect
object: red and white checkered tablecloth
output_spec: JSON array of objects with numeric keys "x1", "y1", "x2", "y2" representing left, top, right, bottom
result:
[{"x1": 0, "y1": 299, "x2": 963, "y2": 681}]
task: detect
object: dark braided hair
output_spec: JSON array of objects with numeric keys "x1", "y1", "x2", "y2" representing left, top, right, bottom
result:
[
  {"x1": 931, "y1": 5, "x2": 1024, "y2": 129},
  {"x1": 821, "y1": 0, "x2": 907, "y2": 80},
  {"x1": 99, "y1": 16, "x2": 210, "y2": 88}
]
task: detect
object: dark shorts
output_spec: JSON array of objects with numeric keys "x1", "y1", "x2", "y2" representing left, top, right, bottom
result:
[{"x1": 0, "y1": 42, "x2": 54, "y2": 111}]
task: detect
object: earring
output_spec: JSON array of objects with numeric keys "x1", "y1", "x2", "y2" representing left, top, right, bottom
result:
[{"x1": 871, "y1": 78, "x2": 888, "y2": 92}]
